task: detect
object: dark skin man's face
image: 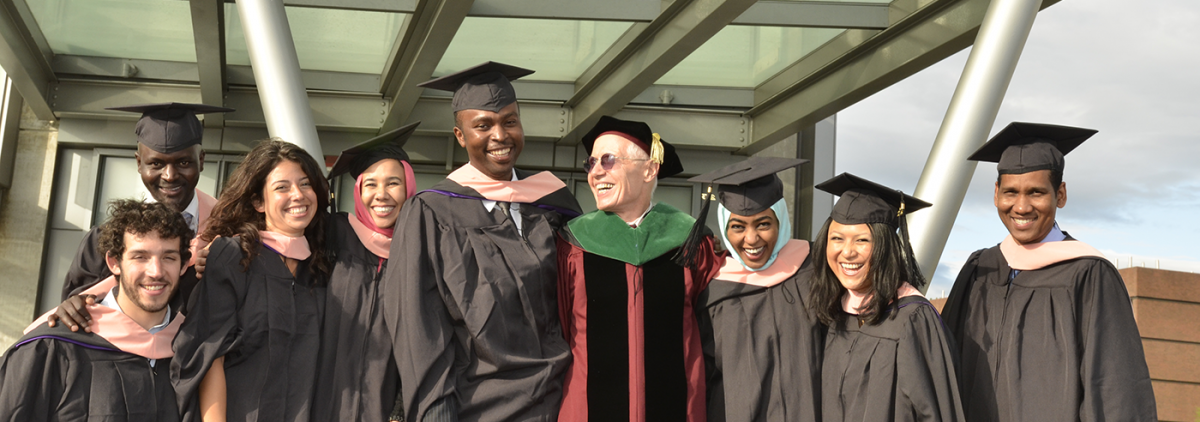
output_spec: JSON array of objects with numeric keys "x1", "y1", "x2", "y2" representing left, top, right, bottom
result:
[
  {"x1": 453, "y1": 102, "x2": 524, "y2": 181},
  {"x1": 994, "y1": 169, "x2": 1067, "y2": 245},
  {"x1": 136, "y1": 143, "x2": 204, "y2": 213}
]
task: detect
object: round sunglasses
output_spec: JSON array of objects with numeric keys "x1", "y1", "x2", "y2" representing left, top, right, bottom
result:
[{"x1": 584, "y1": 153, "x2": 649, "y2": 173}]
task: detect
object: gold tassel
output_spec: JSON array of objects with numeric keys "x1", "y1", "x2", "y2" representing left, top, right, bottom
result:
[
  {"x1": 650, "y1": 133, "x2": 665, "y2": 164},
  {"x1": 896, "y1": 198, "x2": 906, "y2": 217}
]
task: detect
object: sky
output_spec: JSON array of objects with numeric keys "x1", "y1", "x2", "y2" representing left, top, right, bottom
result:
[{"x1": 832, "y1": 0, "x2": 1200, "y2": 297}]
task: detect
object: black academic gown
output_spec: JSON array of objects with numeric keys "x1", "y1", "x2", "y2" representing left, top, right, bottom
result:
[
  {"x1": 698, "y1": 255, "x2": 824, "y2": 422},
  {"x1": 822, "y1": 296, "x2": 964, "y2": 422},
  {"x1": 312, "y1": 213, "x2": 401, "y2": 422},
  {"x1": 382, "y1": 169, "x2": 581, "y2": 422},
  {"x1": 0, "y1": 323, "x2": 179, "y2": 422},
  {"x1": 61, "y1": 226, "x2": 201, "y2": 305},
  {"x1": 171, "y1": 236, "x2": 326, "y2": 422},
  {"x1": 940, "y1": 240, "x2": 1157, "y2": 422}
]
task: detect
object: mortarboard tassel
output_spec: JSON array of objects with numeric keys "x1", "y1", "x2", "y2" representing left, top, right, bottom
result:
[
  {"x1": 672, "y1": 184, "x2": 714, "y2": 268},
  {"x1": 895, "y1": 192, "x2": 927, "y2": 290}
]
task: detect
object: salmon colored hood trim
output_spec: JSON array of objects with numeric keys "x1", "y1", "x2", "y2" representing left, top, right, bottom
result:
[
  {"x1": 25, "y1": 276, "x2": 183, "y2": 359},
  {"x1": 714, "y1": 239, "x2": 809, "y2": 287},
  {"x1": 348, "y1": 213, "x2": 391, "y2": 259},
  {"x1": 842, "y1": 282, "x2": 922, "y2": 314},
  {"x1": 445, "y1": 162, "x2": 567, "y2": 203},
  {"x1": 999, "y1": 235, "x2": 1106, "y2": 271}
]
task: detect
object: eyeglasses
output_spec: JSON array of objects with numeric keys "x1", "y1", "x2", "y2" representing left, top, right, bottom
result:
[{"x1": 584, "y1": 153, "x2": 649, "y2": 173}]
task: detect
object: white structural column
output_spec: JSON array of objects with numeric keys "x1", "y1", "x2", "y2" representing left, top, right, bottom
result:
[
  {"x1": 908, "y1": 0, "x2": 1042, "y2": 283},
  {"x1": 236, "y1": 0, "x2": 323, "y2": 163}
]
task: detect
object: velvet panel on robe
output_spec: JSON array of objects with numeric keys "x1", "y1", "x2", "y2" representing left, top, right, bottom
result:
[
  {"x1": 0, "y1": 323, "x2": 179, "y2": 422},
  {"x1": 312, "y1": 213, "x2": 400, "y2": 422},
  {"x1": 171, "y1": 236, "x2": 325, "y2": 422},
  {"x1": 697, "y1": 253, "x2": 824, "y2": 422},
  {"x1": 940, "y1": 241, "x2": 1157, "y2": 422},
  {"x1": 556, "y1": 206, "x2": 720, "y2": 422},
  {"x1": 382, "y1": 169, "x2": 581, "y2": 422},
  {"x1": 822, "y1": 296, "x2": 965, "y2": 422}
]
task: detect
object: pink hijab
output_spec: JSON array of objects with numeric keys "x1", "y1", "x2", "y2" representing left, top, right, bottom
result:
[{"x1": 348, "y1": 159, "x2": 417, "y2": 259}]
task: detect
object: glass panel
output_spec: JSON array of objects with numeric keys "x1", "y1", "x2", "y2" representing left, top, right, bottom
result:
[
  {"x1": 26, "y1": 0, "x2": 197, "y2": 62},
  {"x1": 783, "y1": 0, "x2": 892, "y2": 3},
  {"x1": 657, "y1": 26, "x2": 844, "y2": 87},
  {"x1": 437, "y1": 17, "x2": 633, "y2": 82},
  {"x1": 226, "y1": 5, "x2": 407, "y2": 74}
]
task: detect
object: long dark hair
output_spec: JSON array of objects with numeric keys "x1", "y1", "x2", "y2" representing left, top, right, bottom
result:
[
  {"x1": 204, "y1": 139, "x2": 331, "y2": 282},
  {"x1": 809, "y1": 217, "x2": 927, "y2": 326}
]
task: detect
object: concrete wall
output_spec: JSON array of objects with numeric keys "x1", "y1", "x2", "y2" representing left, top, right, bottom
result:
[
  {"x1": 0, "y1": 104, "x2": 58, "y2": 350},
  {"x1": 1121, "y1": 267, "x2": 1200, "y2": 421}
]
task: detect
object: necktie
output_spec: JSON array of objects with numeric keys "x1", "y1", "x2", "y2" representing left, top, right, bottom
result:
[
  {"x1": 496, "y1": 201, "x2": 512, "y2": 221},
  {"x1": 182, "y1": 212, "x2": 195, "y2": 231}
]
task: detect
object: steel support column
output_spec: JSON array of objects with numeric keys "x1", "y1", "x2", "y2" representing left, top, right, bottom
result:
[
  {"x1": 190, "y1": 0, "x2": 228, "y2": 128},
  {"x1": 908, "y1": 0, "x2": 1042, "y2": 283},
  {"x1": 236, "y1": 0, "x2": 323, "y2": 161},
  {"x1": 377, "y1": 0, "x2": 473, "y2": 133}
]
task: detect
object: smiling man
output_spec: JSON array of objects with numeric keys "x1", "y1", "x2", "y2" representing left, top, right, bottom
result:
[
  {"x1": 556, "y1": 116, "x2": 721, "y2": 422},
  {"x1": 940, "y1": 122, "x2": 1156, "y2": 422},
  {"x1": 0, "y1": 200, "x2": 191, "y2": 421},
  {"x1": 59, "y1": 103, "x2": 231, "y2": 303},
  {"x1": 382, "y1": 62, "x2": 582, "y2": 422}
]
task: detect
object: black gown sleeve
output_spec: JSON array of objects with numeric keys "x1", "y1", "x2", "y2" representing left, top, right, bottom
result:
[
  {"x1": 170, "y1": 238, "x2": 246, "y2": 421},
  {"x1": 384, "y1": 198, "x2": 458, "y2": 422},
  {"x1": 0, "y1": 340, "x2": 72, "y2": 421},
  {"x1": 1076, "y1": 260, "x2": 1157, "y2": 420},
  {"x1": 896, "y1": 303, "x2": 966, "y2": 422},
  {"x1": 695, "y1": 298, "x2": 726, "y2": 422},
  {"x1": 61, "y1": 226, "x2": 111, "y2": 301}
]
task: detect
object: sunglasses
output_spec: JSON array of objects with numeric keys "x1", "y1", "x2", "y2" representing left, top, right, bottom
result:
[{"x1": 584, "y1": 153, "x2": 649, "y2": 173}]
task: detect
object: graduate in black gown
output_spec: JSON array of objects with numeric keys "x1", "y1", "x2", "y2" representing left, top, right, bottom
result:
[
  {"x1": 691, "y1": 157, "x2": 824, "y2": 422},
  {"x1": 314, "y1": 122, "x2": 420, "y2": 422},
  {"x1": 1, "y1": 200, "x2": 191, "y2": 421},
  {"x1": 940, "y1": 123, "x2": 1156, "y2": 421},
  {"x1": 60, "y1": 103, "x2": 231, "y2": 306},
  {"x1": 810, "y1": 173, "x2": 964, "y2": 422},
  {"x1": 171, "y1": 139, "x2": 332, "y2": 422},
  {"x1": 382, "y1": 62, "x2": 582, "y2": 422}
]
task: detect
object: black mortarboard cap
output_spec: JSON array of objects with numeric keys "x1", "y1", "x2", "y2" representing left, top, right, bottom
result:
[
  {"x1": 582, "y1": 115, "x2": 683, "y2": 179},
  {"x1": 106, "y1": 102, "x2": 234, "y2": 153},
  {"x1": 815, "y1": 173, "x2": 930, "y2": 226},
  {"x1": 673, "y1": 156, "x2": 808, "y2": 268},
  {"x1": 418, "y1": 61, "x2": 534, "y2": 113},
  {"x1": 967, "y1": 122, "x2": 1096, "y2": 175},
  {"x1": 328, "y1": 121, "x2": 419, "y2": 180},
  {"x1": 689, "y1": 156, "x2": 809, "y2": 216}
]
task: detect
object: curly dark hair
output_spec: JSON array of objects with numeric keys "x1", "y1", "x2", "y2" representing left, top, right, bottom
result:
[
  {"x1": 98, "y1": 199, "x2": 194, "y2": 264},
  {"x1": 203, "y1": 138, "x2": 331, "y2": 281},
  {"x1": 809, "y1": 218, "x2": 927, "y2": 326}
]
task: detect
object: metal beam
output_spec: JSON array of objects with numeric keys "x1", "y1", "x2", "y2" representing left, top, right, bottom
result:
[
  {"x1": 51, "y1": 55, "x2": 380, "y2": 93},
  {"x1": 909, "y1": 0, "x2": 1042, "y2": 283},
  {"x1": 742, "y1": 0, "x2": 1062, "y2": 155},
  {"x1": 560, "y1": 0, "x2": 760, "y2": 145},
  {"x1": 190, "y1": 0, "x2": 228, "y2": 127},
  {"x1": 50, "y1": 80, "x2": 386, "y2": 132},
  {"x1": 0, "y1": 0, "x2": 55, "y2": 119},
  {"x1": 468, "y1": 0, "x2": 659, "y2": 21},
  {"x1": 732, "y1": 1, "x2": 890, "y2": 29},
  {"x1": 377, "y1": 0, "x2": 473, "y2": 133}
]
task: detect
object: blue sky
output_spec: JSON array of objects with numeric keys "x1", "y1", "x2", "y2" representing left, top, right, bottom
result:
[{"x1": 832, "y1": 0, "x2": 1200, "y2": 296}]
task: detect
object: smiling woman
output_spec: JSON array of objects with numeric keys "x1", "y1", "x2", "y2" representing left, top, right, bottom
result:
[
  {"x1": 171, "y1": 138, "x2": 332, "y2": 422},
  {"x1": 808, "y1": 173, "x2": 965, "y2": 422}
]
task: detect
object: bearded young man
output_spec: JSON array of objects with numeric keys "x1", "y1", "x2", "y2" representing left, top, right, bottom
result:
[
  {"x1": 0, "y1": 200, "x2": 192, "y2": 421},
  {"x1": 940, "y1": 122, "x2": 1156, "y2": 422}
]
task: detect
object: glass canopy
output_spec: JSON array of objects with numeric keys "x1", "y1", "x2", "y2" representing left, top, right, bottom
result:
[
  {"x1": 657, "y1": 25, "x2": 845, "y2": 87},
  {"x1": 225, "y1": 4, "x2": 408, "y2": 74},
  {"x1": 436, "y1": 17, "x2": 633, "y2": 82},
  {"x1": 26, "y1": 0, "x2": 197, "y2": 63}
]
